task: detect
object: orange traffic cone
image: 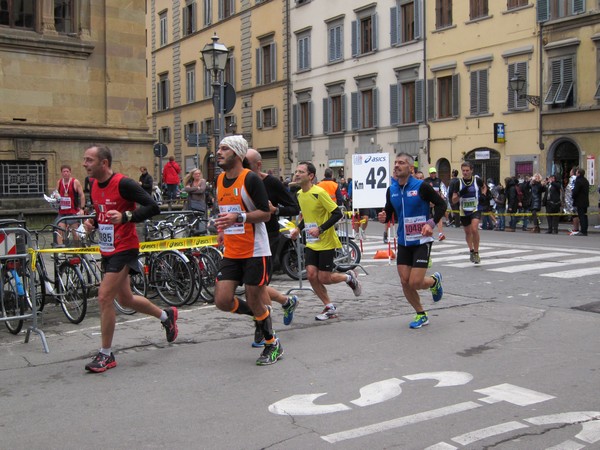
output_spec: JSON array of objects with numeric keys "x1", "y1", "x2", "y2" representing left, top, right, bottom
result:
[{"x1": 374, "y1": 249, "x2": 395, "y2": 259}]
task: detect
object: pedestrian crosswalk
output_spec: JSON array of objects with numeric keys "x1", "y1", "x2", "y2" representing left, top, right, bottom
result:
[{"x1": 356, "y1": 235, "x2": 600, "y2": 279}]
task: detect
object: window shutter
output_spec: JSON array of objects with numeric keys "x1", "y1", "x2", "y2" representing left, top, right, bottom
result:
[
  {"x1": 452, "y1": 74, "x2": 460, "y2": 117},
  {"x1": 555, "y1": 58, "x2": 573, "y2": 104},
  {"x1": 256, "y1": 48, "x2": 262, "y2": 85},
  {"x1": 270, "y1": 43, "x2": 277, "y2": 81},
  {"x1": 414, "y1": 0, "x2": 422, "y2": 40},
  {"x1": 594, "y1": 82, "x2": 600, "y2": 100},
  {"x1": 306, "y1": 37, "x2": 311, "y2": 69},
  {"x1": 415, "y1": 79, "x2": 424, "y2": 123},
  {"x1": 335, "y1": 26, "x2": 342, "y2": 60},
  {"x1": 372, "y1": 13, "x2": 378, "y2": 51},
  {"x1": 323, "y1": 98, "x2": 330, "y2": 134},
  {"x1": 351, "y1": 20, "x2": 358, "y2": 57},
  {"x1": 204, "y1": 0, "x2": 211, "y2": 25},
  {"x1": 156, "y1": 82, "x2": 161, "y2": 110},
  {"x1": 390, "y1": 7, "x2": 399, "y2": 46},
  {"x1": 328, "y1": 28, "x2": 335, "y2": 61},
  {"x1": 479, "y1": 70, "x2": 488, "y2": 114},
  {"x1": 427, "y1": 79, "x2": 435, "y2": 120},
  {"x1": 256, "y1": 110, "x2": 263, "y2": 129},
  {"x1": 537, "y1": 0, "x2": 549, "y2": 22},
  {"x1": 470, "y1": 71, "x2": 478, "y2": 115},
  {"x1": 272, "y1": 107, "x2": 278, "y2": 127},
  {"x1": 351, "y1": 91, "x2": 359, "y2": 130},
  {"x1": 183, "y1": 6, "x2": 189, "y2": 35},
  {"x1": 516, "y1": 61, "x2": 528, "y2": 109},
  {"x1": 230, "y1": 0, "x2": 235, "y2": 15},
  {"x1": 166, "y1": 79, "x2": 170, "y2": 109},
  {"x1": 508, "y1": 63, "x2": 516, "y2": 110},
  {"x1": 572, "y1": 0, "x2": 584, "y2": 14},
  {"x1": 373, "y1": 88, "x2": 379, "y2": 127},
  {"x1": 308, "y1": 101, "x2": 313, "y2": 135},
  {"x1": 390, "y1": 84, "x2": 400, "y2": 125},
  {"x1": 544, "y1": 60, "x2": 562, "y2": 104},
  {"x1": 341, "y1": 94, "x2": 347, "y2": 131},
  {"x1": 297, "y1": 38, "x2": 304, "y2": 70},
  {"x1": 229, "y1": 57, "x2": 236, "y2": 89},
  {"x1": 191, "y1": 2, "x2": 196, "y2": 32},
  {"x1": 292, "y1": 104, "x2": 299, "y2": 138},
  {"x1": 218, "y1": 0, "x2": 223, "y2": 20}
]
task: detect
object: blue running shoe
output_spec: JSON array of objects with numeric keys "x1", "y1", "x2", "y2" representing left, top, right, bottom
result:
[
  {"x1": 430, "y1": 272, "x2": 443, "y2": 302},
  {"x1": 409, "y1": 313, "x2": 429, "y2": 329},
  {"x1": 282, "y1": 295, "x2": 298, "y2": 326}
]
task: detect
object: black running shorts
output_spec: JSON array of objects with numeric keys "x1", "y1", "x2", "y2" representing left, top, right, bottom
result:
[
  {"x1": 217, "y1": 256, "x2": 271, "y2": 286},
  {"x1": 101, "y1": 249, "x2": 141, "y2": 274},
  {"x1": 460, "y1": 211, "x2": 481, "y2": 227},
  {"x1": 304, "y1": 247, "x2": 336, "y2": 272},
  {"x1": 396, "y1": 242, "x2": 432, "y2": 268}
]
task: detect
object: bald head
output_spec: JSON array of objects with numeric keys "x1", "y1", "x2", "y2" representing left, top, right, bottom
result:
[{"x1": 246, "y1": 148, "x2": 262, "y2": 174}]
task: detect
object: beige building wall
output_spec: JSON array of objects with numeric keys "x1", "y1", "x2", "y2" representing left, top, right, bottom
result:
[
  {"x1": 147, "y1": 0, "x2": 289, "y2": 183},
  {"x1": 0, "y1": 0, "x2": 153, "y2": 208},
  {"x1": 426, "y1": 1, "x2": 540, "y2": 184}
]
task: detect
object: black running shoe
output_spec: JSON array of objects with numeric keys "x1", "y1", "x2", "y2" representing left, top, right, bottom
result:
[
  {"x1": 256, "y1": 339, "x2": 284, "y2": 365},
  {"x1": 85, "y1": 352, "x2": 117, "y2": 373},
  {"x1": 162, "y1": 307, "x2": 178, "y2": 343}
]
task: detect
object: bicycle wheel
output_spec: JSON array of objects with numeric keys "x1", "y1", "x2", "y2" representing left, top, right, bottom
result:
[
  {"x1": 114, "y1": 260, "x2": 147, "y2": 315},
  {"x1": 58, "y1": 263, "x2": 88, "y2": 324},
  {"x1": 281, "y1": 245, "x2": 307, "y2": 281},
  {"x1": 183, "y1": 253, "x2": 203, "y2": 305},
  {"x1": 1, "y1": 268, "x2": 25, "y2": 335},
  {"x1": 151, "y1": 250, "x2": 194, "y2": 307},
  {"x1": 197, "y1": 253, "x2": 218, "y2": 303},
  {"x1": 335, "y1": 239, "x2": 361, "y2": 272}
]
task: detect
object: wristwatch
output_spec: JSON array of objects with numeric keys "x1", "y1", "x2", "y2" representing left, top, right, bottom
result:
[
  {"x1": 236, "y1": 212, "x2": 247, "y2": 223},
  {"x1": 124, "y1": 211, "x2": 133, "y2": 223}
]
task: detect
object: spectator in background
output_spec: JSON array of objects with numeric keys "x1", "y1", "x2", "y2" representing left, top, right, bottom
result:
[
  {"x1": 544, "y1": 174, "x2": 563, "y2": 234},
  {"x1": 424, "y1": 167, "x2": 447, "y2": 241},
  {"x1": 505, "y1": 176, "x2": 520, "y2": 232},
  {"x1": 572, "y1": 168, "x2": 590, "y2": 236},
  {"x1": 448, "y1": 169, "x2": 461, "y2": 227},
  {"x1": 55, "y1": 164, "x2": 85, "y2": 245},
  {"x1": 529, "y1": 173, "x2": 546, "y2": 233},
  {"x1": 162, "y1": 156, "x2": 181, "y2": 202},
  {"x1": 183, "y1": 168, "x2": 207, "y2": 216},
  {"x1": 139, "y1": 166, "x2": 154, "y2": 195},
  {"x1": 491, "y1": 180, "x2": 506, "y2": 231},
  {"x1": 518, "y1": 175, "x2": 532, "y2": 231},
  {"x1": 317, "y1": 168, "x2": 344, "y2": 206},
  {"x1": 564, "y1": 167, "x2": 579, "y2": 235}
]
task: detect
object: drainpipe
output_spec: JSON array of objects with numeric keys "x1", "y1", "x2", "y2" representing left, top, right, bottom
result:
[
  {"x1": 538, "y1": 21, "x2": 544, "y2": 152},
  {"x1": 422, "y1": 0, "x2": 431, "y2": 165},
  {"x1": 285, "y1": 0, "x2": 293, "y2": 165}
]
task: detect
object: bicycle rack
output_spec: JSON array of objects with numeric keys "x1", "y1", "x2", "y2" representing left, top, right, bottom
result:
[
  {"x1": 0, "y1": 221, "x2": 49, "y2": 353},
  {"x1": 285, "y1": 229, "x2": 314, "y2": 297},
  {"x1": 337, "y1": 207, "x2": 368, "y2": 276}
]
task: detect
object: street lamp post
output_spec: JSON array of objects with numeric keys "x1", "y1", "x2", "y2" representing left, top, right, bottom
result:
[
  {"x1": 509, "y1": 71, "x2": 541, "y2": 107},
  {"x1": 201, "y1": 33, "x2": 229, "y2": 182}
]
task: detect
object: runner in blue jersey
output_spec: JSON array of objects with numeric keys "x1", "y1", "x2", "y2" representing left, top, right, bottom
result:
[
  {"x1": 450, "y1": 161, "x2": 487, "y2": 264},
  {"x1": 378, "y1": 153, "x2": 447, "y2": 329}
]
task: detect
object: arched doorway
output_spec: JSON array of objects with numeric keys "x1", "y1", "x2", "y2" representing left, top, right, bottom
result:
[
  {"x1": 436, "y1": 158, "x2": 451, "y2": 187},
  {"x1": 548, "y1": 139, "x2": 580, "y2": 188},
  {"x1": 464, "y1": 148, "x2": 501, "y2": 184}
]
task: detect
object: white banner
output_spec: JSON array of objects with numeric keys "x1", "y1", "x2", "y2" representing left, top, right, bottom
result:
[{"x1": 351, "y1": 153, "x2": 390, "y2": 209}]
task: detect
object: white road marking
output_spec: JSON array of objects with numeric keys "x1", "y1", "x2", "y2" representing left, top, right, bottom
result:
[
  {"x1": 541, "y1": 266, "x2": 600, "y2": 279},
  {"x1": 268, "y1": 394, "x2": 351, "y2": 416},
  {"x1": 476, "y1": 384, "x2": 555, "y2": 406},
  {"x1": 525, "y1": 412, "x2": 600, "y2": 443},
  {"x1": 545, "y1": 440, "x2": 585, "y2": 450},
  {"x1": 350, "y1": 378, "x2": 404, "y2": 407},
  {"x1": 451, "y1": 421, "x2": 529, "y2": 445},
  {"x1": 320, "y1": 401, "x2": 482, "y2": 443},
  {"x1": 450, "y1": 252, "x2": 566, "y2": 268},
  {"x1": 403, "y1": 371, "x2": 473, "y2": 387},
  {"x1": 491, "y1": 256, "x2": 600, "y2": 273}
]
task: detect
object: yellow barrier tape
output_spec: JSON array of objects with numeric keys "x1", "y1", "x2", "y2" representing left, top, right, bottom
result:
[{"x1": 35, "y1": 235, "x2": 219, "y2": 255}]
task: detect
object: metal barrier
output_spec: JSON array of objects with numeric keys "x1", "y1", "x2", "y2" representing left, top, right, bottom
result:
[{"x1": 0, "y1": 220, "x2": 48, "y2": 353}]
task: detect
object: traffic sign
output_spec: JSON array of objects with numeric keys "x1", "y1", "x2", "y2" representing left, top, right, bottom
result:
[
  {"x1": 223, "y1": 82, "x2": 236, "y2": 114},
  {"x1": 351, "y1": 153, "x2": 390, "y2": 209},
  {"x1": 153, "y1": 143, "x2": 168, "y2": 158}
]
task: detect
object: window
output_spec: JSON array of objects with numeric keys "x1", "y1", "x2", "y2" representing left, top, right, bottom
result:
[
  {"x1": 159, "y1": 11, "x2": 168, "y2": 46},
  {"x1": 224, "y1": 53, "x2": 235, "y2": 88},
  {"x1": 297, "y1": 32, "x2": 311, "y2": 72},
  {"x1": 186, "y1": 65, "x2": 196, "y2": 103},
  {"x1": 54, "y1": 1, "x2": 75, "y2": 34},
  {"x1": 327, "y1": 22, "x2": 343, "y2": 63},
  {"x1": 203, "y1": 0, "x2": 212, "y2": 26},
  {"x1": 596, "y1": 47, "x2": 600, "y2": 100},
  {"x1": 204, "y1": 68, "x2": 213, "y2": 99},
  {"x1": 507, "y1": 0, "x2": 528, "y2": 9},
  {"x1": 544, "y1": 57, "x2": 574, "y2": 107},
  {"x1": 183, "y1": 1, "x2": 196, "y2": 36},
  {"x1": 219, "y1": 0, "x2": 235, "y2": 20},
  {"x1": 159, "y1": 127, "x2": 171, "y2": 144},
  {"x1": 435, "y1": 75, "x2": 459, "y2": 119},
  {"x1": 391, "y1": 81, "x2": 424, "y2": 125},
  {"x1": 256, "y1": 107, "x2": 278, "y2": 129},
  {"x1": 351, "y1": 88, "x2": 379, "y2": 130},
  {"x1": 537, "y1": 0, "x2": 585, "y2": 22},
  {"x1": 157, "y1": 74, "x2": 170, "y2": 111},
  {"x1": 293, "y1": 101, "x2": 313, "y2": 138},
  {"x1": 351, "y1": 13, "x2": 378, "y2": 57},
  {"x1": 470, "y1": 0, "x2": 489, "y2": 20},
  {"x1": 435, "y1": 0, "x2": 452, "y2": 29},
  {"x1": 184, "y1": 122, "x2": 199, "y2": 142},
  {"x1": 256, "y1": 40, "x2": 277, "y2": 85},
  {"x1": 507, "y1": 62, "x2": 528, "y2": 110},
  {"x1": 469, "y1": 69, "x2": 488, "y2": 115},
  {"x1": 0, "y1": 0, "x2": 36, "y2": 29},
  {"x1": 202, "y1": 119, "x2": 214, "y2": 135},
  {"x1": 391, "y1": 1, "x2": 422, "y2": 45},
  {"x1": 323, "y1": 94, "x2": 347, "y2": 134}
]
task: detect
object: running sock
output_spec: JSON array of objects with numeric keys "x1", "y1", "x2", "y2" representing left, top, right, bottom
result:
[
  {"x1": 257, "y1": 309, "x2": 275, "y2": 342},
  {"x1": 282, "y1": 298, "x2": 291, "y2": 308},
  {"x1": 100, "y1": 348, "x2": 112, "y2": 356},
  {"x1": 346, "y1": 274, "x2": 352, "y2": 283},
  {"x1": 159, "y1": 310, "x2": 168, "y2": 322}
]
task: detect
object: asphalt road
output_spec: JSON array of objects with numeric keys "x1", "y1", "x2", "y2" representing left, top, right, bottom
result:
[{"x1": 1, "y1": 222, "x2": 599, "y2": 449}]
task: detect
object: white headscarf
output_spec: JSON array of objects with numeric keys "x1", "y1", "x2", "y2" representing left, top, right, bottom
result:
[{"x1": 219, "y1": 135, "x2": 248, "y2": 160}]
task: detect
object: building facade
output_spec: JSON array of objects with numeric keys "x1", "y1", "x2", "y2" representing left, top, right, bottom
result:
[
  {"x1": 0, "y1": 1, "x2": 152, "y2": 209},
  {"x1": 290, "y1": 0, "x2": 427, "y2": 182},
  {"x1": 147, "y1": 0, "x2": 290, "y2": 183}
]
